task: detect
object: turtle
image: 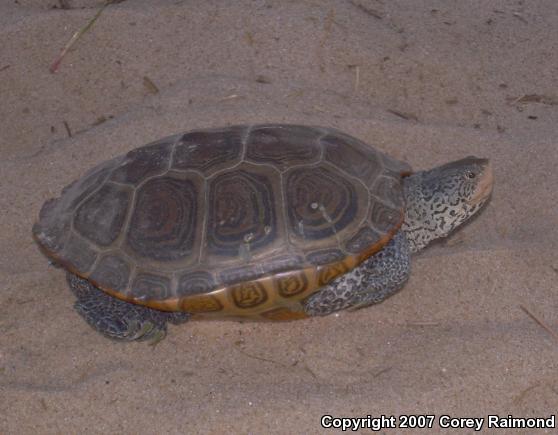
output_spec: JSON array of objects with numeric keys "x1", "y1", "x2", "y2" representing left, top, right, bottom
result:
[{"x1": 33, "y1": 124, "x2": 493, "y2": 342}]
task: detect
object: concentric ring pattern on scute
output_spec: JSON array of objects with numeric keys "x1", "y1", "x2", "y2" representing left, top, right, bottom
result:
[
  {"x1": 33, "y1": 124, "x2": 406, "y2": 313},
  {"x1": 126, "y1": 176, "x2": 200, "y2": 262},
  {"x1": 206, "y1": 165, "x2": 277, "y2": 257},
  {"x1": 284, "y1": 166, "x2": 359, "y2": 241}
]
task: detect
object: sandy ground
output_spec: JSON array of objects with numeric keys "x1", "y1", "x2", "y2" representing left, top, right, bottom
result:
[{"x1": 1, "y1": 1, "x2": 558, "y2": 433}]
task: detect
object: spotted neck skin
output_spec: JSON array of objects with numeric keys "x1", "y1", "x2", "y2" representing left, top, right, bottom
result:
[{"x1": 402, "y1": 157, "x2": 493, "y2": 253}]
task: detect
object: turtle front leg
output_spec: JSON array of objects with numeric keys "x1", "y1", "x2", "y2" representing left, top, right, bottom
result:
[
  {"x1": 67, "y1": 273, "x2": 190, "y2": 342},
  {"x1": 303, "y1": 231, "x2": 411, "y2": 316}
]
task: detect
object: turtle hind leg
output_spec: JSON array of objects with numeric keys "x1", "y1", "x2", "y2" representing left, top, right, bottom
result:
[
  {"x1": 303, "y1": 231, "x2": 411, "y2": 316},
  {"x1": 67, "y1": 273, "x2": 190, "y2": 342}
]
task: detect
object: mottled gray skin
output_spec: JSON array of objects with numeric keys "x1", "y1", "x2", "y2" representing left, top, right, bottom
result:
[
  {"x1": 304, "y1": 157, "x2": 493, "y2": 316},
  {"x1": 303, "y1": 231, "x2": 411, "y2": 316},
  {"x1": 69, "y1": 274, "x2": 189, "y2": 342},
  {"x1": 68, "y1": 157, "x2": 492, "y2": 340},
  {"x1": 402, "y1": 157, "x2": 492, "y2": 253}
]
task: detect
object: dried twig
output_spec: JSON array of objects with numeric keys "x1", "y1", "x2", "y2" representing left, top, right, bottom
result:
[
  {"x1": 63, "y1": 120, "x2": 72, "y2": 137},
  {"x1": 142, "y1": 76, "x2": 159, "y2": 94},
  {"x1": 50, "y1": 1, "x2": 112, "y2": 73},
  {"x1": 350, "y1": 1, "x2": 384, "y2": 20},
  {"x1": 387, "y1": 109, "x2": 418, "y2": 122},
  {"x1": 512, "y1": 12, "x2": 528, "y2": 24},
  {"x1": 219, "y1": 94, "x2": 242, "y2": 101},
  {"x1": 520, "y1": 304, "x2": 558, "y2": 342},
  {"x1": 507, "y1": 94, "x2": 558, "y2": 106},
  {"x1": 348, "y1": 64, "x2": 360, "y2": 92}
]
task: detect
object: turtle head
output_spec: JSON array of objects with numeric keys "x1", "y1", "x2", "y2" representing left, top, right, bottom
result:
[{"x1": 402, "y1": 156, "x2": 493, "y2": 253}]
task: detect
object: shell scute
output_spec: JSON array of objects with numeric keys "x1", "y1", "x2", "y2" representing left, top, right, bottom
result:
[
  {"x1": 219, "y1": 264, "x2": 263, "y2": 286},
  {"x1": 61, "y1": 233, "x2": 98, "y2": 273},
  {"x1": 89, "y1": 254, "x2": 130, "y2": 293},
  {"x1": 180, "y1": 295, "x2": 223, "y2": 313},
  {"x1": 206, "y1": 165, "x2": 279, "y2": 258},
  {"x1": 245, "y1": 124, "x2": 322, "y2": 169},
  {"x1": 130, "y1": 272, "x2": 171, "y2": 301},
  {"x1": 345, "y1": 226, "x2": 382, "y2": 254},
  {"x1": 284, "y1": 165, "x2": 362, "y2": 241},
  {"x1": 110, "y1": 139, "x2": 173, "y2": 184},
  {"x1": 369, "y1": 201, "x2": 401, "y2": 233},
  {"x1": 172, "y1": 126, "x2": 245, "y2": 175},
  {"x1": 126, "y1": 175, "x2": 201, "y2": 262},
  {"x1": 74, "y1": 183, "x2": 131, "y2": 247},
  {"x1": 34, "y1": 158, "x2": 119, "y2": 252},
  {"x1": 231, "y1": 281, "x2": 269, "y2": 309},
  {"x1": 322, "y1": 132, "x2": 383, "y2": 185},
  {"x1": 177, "y1": 271, "x2": 216, "y2": 297},
  {"x1": 274, "y1": 271, "x2": 309, "y2": 298}
]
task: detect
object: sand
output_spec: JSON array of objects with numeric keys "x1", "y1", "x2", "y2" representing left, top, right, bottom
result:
[{"x1": 1, "y1": 1, "x2": 557, "y2": 433}]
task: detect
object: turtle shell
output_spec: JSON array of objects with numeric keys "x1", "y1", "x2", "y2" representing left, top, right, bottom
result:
[{"x1": 33, "y1": 124, "x2": 410, "y2": 320}]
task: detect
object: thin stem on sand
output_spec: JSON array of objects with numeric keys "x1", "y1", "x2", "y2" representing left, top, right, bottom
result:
[{"x1": 50, "y1": 1, "x2": 114, "y2": 73}]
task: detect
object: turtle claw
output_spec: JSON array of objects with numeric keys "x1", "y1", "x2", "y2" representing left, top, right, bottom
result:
[
  {"x1": 133, "y1": 321, "x2": 167, "y2": 344},
  {"x1": 124, "y1": 319, "x2": 154, "y2": 341},
  {"x1": 146, "y1": 328, "x2": 167, "y2": 346}
]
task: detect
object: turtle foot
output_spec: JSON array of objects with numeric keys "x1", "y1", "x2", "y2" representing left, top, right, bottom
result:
[
  {"x1": 304, "y1": 231, "x2": 411, "y2": 316},
  {"x1": 67, "y1": 273, "x2": 190, "y2": 342}
]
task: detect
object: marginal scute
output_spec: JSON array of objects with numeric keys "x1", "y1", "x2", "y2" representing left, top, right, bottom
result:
[
  {"x1": 285, "y1": 166, "x2": 359, "y2": 240},
  {"x1": 172, "y1": 126, "x2": 244, "y2": 175},
  {"x1": 34, "y1": 160, "x2": 118, "y2": 252},
  {"x1": 177, "y1": 271, "x2": 216, "y2": 296},
  {"x1": 74, "y1": 183, "x2": 131, "y2": 247},
  {"x1": 131, "y1": 272, "x2": 171, "y2": 301},
  {"x1": 306, "y1": 249, "x2": 346, "y2": 265},
  {"x1": 110, "y1": 140, "x2": 173, "y2": 184},
  {"x1": 371, "y1": 176, "x2": 405, "y2": 208},
  {"x1": 90, "y1": 254, "x2": 130, "y2": 293},
  {"x1": 126, "y1": 175, "x2": 199, "y2": 262},
  {"x1": 61, "y1": 233, "x2": 98, "y2": 273},
  {"x1": 369, "y1": 201, "x2": 401, "y2": 233},
  {"x1": 180, "y1": 295, "x2": 223, "y2": 313},
  {"x1": 317, "y1": 262, "x2": 349, "y2": 286},
  {"x1": 219, "y1": 264, "x2": 262, "y2": 285},
  {"x1": 345, "y1": 226, "x2": 381, "y2": 253},
  {"x1": 274, "y1": 271, "x2": 309, "y2": 297},
  {"x1": 231, "y1": 281, "x2": 268, "y2": 308},
  {"x1": 261, "y1": 254, "x2": 305, "y2": 274},
  {"x1": 32, "y1": 198, "x2": 70, "y2": 252},
  {"x1": 246, "y1": 124, "x2": 322, "y2": 169},
  {"x1": 382, "y1": 153, "x2": 412, "y2": 175},
  {"x1": 207, "y1": 166, "x2": 277, "y2": 256}
]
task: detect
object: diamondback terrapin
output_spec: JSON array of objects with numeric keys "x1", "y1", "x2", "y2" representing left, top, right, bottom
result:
[{"x1": 33, "y1": 124, "x2": 493, "y2": 341}]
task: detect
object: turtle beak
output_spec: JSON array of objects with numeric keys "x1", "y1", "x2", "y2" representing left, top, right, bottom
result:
[{"x1": 469, "y1": 159, "x2": 494, "y2": 205}]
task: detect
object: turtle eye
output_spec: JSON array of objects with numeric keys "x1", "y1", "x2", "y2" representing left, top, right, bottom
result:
[{"x1": 465, "y1": 170, "x2": 476, "y2": 179}]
